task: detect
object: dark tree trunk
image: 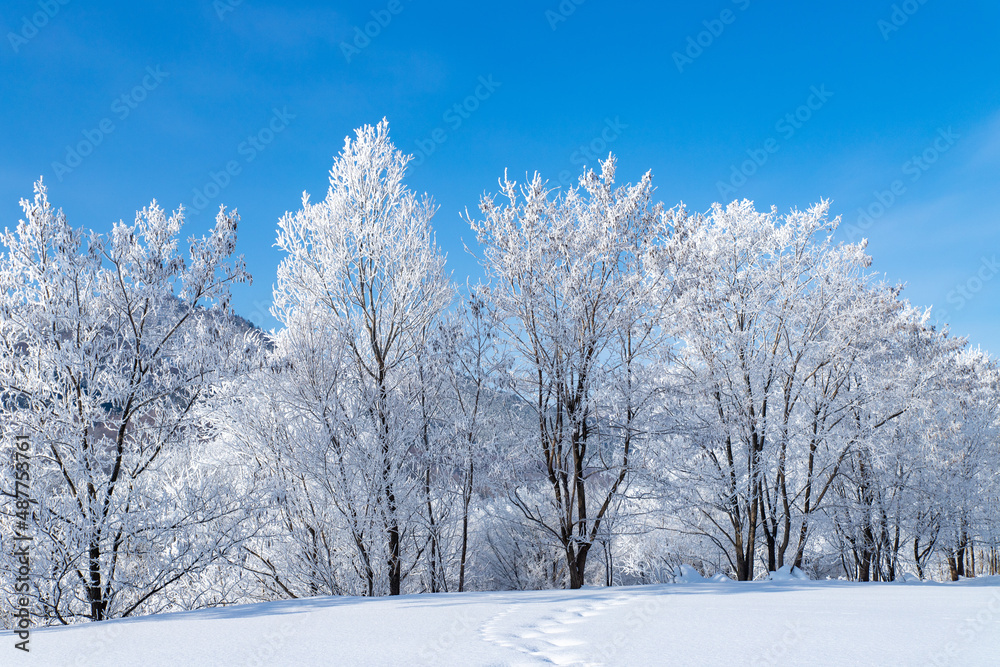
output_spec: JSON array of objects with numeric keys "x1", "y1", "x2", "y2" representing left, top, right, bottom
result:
[
  {"x1": 858, "y1": 552, "x2": 871, "y2": 582},
  {"x1": 764, "y1": 525, "x2": 777, "y2": 573},
  {"x1": 88, "y1": 539, "x2": 106, "y2": 621},
  {"x1": 425, "y1": 467, "x2": 439, "y2": 593},
  {"x1": 947, "y1": 555, "x2": 959, "y2": 582},
  {"x1": 458, "y1": 459, "x2": 473, "y2": 593},
  {"x1": 858, "y1": 521, "x2": 875, "y2": 583},
  {"x1": 387, "y1": 477, "x2": 401, "y2": 596},
  {"x1": 567, "y1": 543, "x2": 591, "y2": 589},
  {"x1": 374, "y1": 362, "x2": 401, "y2": 597},
  {"x1": 383, "y1": 431, "x2": 401, "y2": 596}
]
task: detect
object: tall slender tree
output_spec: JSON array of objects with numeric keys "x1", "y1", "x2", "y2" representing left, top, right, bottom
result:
[
  {"x1": 272, "y1": 120, "x2": 452, "y2": 595},
  {"x1": 470, "y1": 157, "x2": 661, "y2": 588}
]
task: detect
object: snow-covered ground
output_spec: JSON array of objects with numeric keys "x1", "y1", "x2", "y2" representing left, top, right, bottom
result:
[{"x1": 24, "y1": 576, "x2": 1000, "y2": 666}]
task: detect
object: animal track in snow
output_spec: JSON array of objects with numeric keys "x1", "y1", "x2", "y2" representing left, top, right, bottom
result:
[{"x1": 478, "y1": 594, "x2": 633, "y2": 666}]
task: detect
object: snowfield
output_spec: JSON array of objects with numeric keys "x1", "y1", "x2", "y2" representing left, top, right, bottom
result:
[{"x1": 24, "y1": 577, "x2": 1000, "y2": 666}]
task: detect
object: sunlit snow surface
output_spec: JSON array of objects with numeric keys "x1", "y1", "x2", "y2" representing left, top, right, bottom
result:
[{"x1": 26, "y1": 577, "x2": 1000, "y2": 666}]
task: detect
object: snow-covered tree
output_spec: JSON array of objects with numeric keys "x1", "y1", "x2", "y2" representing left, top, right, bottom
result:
[
  {"x1": 470, "y1": 156, "x2": 662, "y2": 588},
  {"x1": 431, "y1": 291, "x2": 510, "y2": 592},
  {"x1": 270, "y1": 119, "x2": 452, "y2": 596},
  {"x1": 649, "y1": 199, "x2": 961, "y2": 580},
  {"x1": 0, "y1": 181, "x2": 253, "y2": 622}
]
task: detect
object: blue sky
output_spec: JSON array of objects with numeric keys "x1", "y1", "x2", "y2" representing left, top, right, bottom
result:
[{"x1": 1, "y1": 1, "x2": 998, "y2": 350}]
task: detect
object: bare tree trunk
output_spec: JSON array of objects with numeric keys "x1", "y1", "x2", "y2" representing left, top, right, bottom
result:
[
  {"x1": 425, "y1": 467, "x2": 439, "y2": 593},
  {"x1": 567, "y1": 543, "x2": 591, "y2": 589},
  {"x1": 763, "y1": 509, "x2": 777, "y2": 573},
  {"x1": 914, "y1": 539, "x2": 924, "y2": 580},
  {"x1": 956, "y1": 534, "x2": 967, "y2": 578},
  {"x1": 947, "y1": 554, "x2": 959, "y2": 582},
  {"x1": 385, "y1": 449, "x2": 401, "y2": 596},
  {"x1": 88, "y1": 539, "x2": 106, "y2": 621},
  {"x1": 387, "y1": 507, "x2": 401, "y2": 595},
  {"x1": 379, "y1": 386, "x2": 401, "y2": 597},
  {"x1": 458, "y1": 458, "x2": 473, "y2": 593},
  {"x1": 859, "y1": 526, "x2": 874, "y2": 583}
]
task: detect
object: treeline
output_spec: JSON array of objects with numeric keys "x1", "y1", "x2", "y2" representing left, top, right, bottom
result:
[{"x1": 1, "y1": 120, "x2": 997, "y2": 625}]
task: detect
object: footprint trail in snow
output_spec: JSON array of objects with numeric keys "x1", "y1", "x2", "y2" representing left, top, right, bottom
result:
[{"x1": 479, "y1": 594, "x2": 633, "y2": 666}]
